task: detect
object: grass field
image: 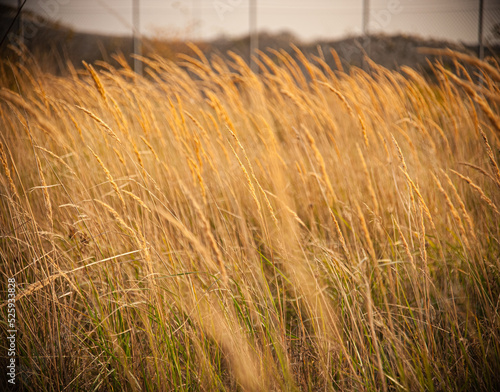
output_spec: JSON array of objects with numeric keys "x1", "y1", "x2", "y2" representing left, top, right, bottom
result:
[{"x1": 1, "y1": 46, "x2": 500, "y2": 391}]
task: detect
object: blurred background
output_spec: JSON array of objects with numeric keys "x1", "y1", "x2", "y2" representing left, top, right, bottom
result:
[{"x1": 1, "y1": 0, "x2": 499, "y2": 74}]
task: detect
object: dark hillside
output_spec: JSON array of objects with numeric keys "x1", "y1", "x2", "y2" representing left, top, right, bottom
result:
[{"x1": 1, "y1": 4, "x2": 498, "y2": 76}]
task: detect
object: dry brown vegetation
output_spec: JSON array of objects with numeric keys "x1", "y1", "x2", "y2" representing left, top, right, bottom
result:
[{"x1": 1, "y1": 46, "x2": 500, "y2": 391}]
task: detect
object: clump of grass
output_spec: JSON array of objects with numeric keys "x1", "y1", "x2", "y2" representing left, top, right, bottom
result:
[{"x1": 1, "y1": 46, "x2": 500, "y2": 391}]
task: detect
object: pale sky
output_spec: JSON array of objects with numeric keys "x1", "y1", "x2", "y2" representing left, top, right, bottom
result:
[{"x1": 2, "y1": 0, "x2": 500, "y2": 44}]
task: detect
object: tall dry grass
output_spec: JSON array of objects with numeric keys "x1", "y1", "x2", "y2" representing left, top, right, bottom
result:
[{"x1": 1, "y1": 46, "x2": 500, "y2": 391}]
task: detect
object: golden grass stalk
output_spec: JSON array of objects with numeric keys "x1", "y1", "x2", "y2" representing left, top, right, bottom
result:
[
  {"x1": 0, "y1": 87, "x2": 40, "y2": 119},
  {"x1": 363, "y1": 274, "x2": 388, "y2": 392},
  {"x1": 180, "y1": 182, "x2": 227, "y2": 284},
  {"x1": 131, "y1": 140, "x2": 146, "y2": 178},
  {"x1": 88, "y1": 147, "x2": 125, "y2": 208},
  {"x1": 64, "y1": 108, "x2": 84, "y2": 142},
  {"x1": 0, "y1": 141, "x2": 19, "y2": 200},
  {"x1": 122, "y1": 190, "x2": 151, "y2": 213},
  {"x1": 419, "y1": 47, "x2": 500, "y2": 82},
  {"x1": 109, "y1": 95, "x2": 130, "y2": 137},
  {"x1": 280, "y1": 88, "x2": 309, "y2": 113},
  {"x1": 432, "y1": 173, "x2": 471, "y2": 253},
  {"x1": 264, "y1": 190, "x2": 307, "y2": 229},
  {"x1": 441, "y1": 169, "x2": 478, "y2": 243},
  {"x1": 438, "y1": 67, "x2": 500, "y2": 134},
  {"x1": 1, "y1": 91, "x2": 56, "y2": 137},
  {"x1": 394, "y1": 220, "x2": 415, "y2": 268},
  {"x1": 228, "y1": 127, "x2": 279, "y2": 227},
  {"x1": 228, "y1": 142, "x2": 261, "y2": 216},
  {"x1": 35, "y1": 145, "x2": 75, "y2": 175},
  {"x1": 329, "y1": 209, "x2": 350, "y2": 259},
  {"x1": 113, "y1": 147, "x2": 127, "y2": 168},
  {"x1": 155, "y1": 204, "x2": 223, "y2": 279},
  {"x1": 330, "y1": 48, "x2": 344, "y2": 72},
  {"x1": 76, "y1": 105, "x2": 122, "y2": 144},
  {"x1": 34, "y1": 153, "x2": 53, "y2": 226},
  {"x1": 459, "y1": 161, "x2": 498, "y2": 184},
  {"x1": 184, "y1": 110, "x2": 210, "y2": 140},
  {"x1": 467, "y1": 94, "x2": 481, "y2": 137},
  {"x1": 451, "y1": 169, "x2": 500, "y2": 216},
  {"x1": 400, "y1": 169, "x2": 434, "y2": 228},
  {"x1": 357, "y1": 113, "x2": 370, "y2": 148},
  {"x1": 140, "y1": 136, "x2": 160, "y2": 162},
  {"x1": 391, "y1": 135, "x2": 415, "y2": 203},
  {"x1": 303, "y1": 126, "x2": 336, "y2": 203},
  {"x1": 355, "y1": 201, "x2": 377, "y2": 263},
  {"x1": 269, "y1": 48, "x2": 307, "y2": 89},
  {"x1": 94, "y1": 198, "x2": 153, "y2": 278},
  {"x1": 187, "y1": 157, "x2": 207, "y2": 203},
  {"x1": 480, "y1": 128, "x2": 500, "y2": 188},
  {"x1": 82, "y1": 61, "x2": 108, "y2": 105},
  {"x1": 318, "y1": 82, "x2": 355, "y2": 117},
  {"x1": 94, "y1": 199, "x2": 135, "y2": 238},
  {"x1": 187, "y1": 42, "x2": 210, "y2": 67},
  {"x1": 357, "y1": 144, "x2": 379, "y2": 215}
]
